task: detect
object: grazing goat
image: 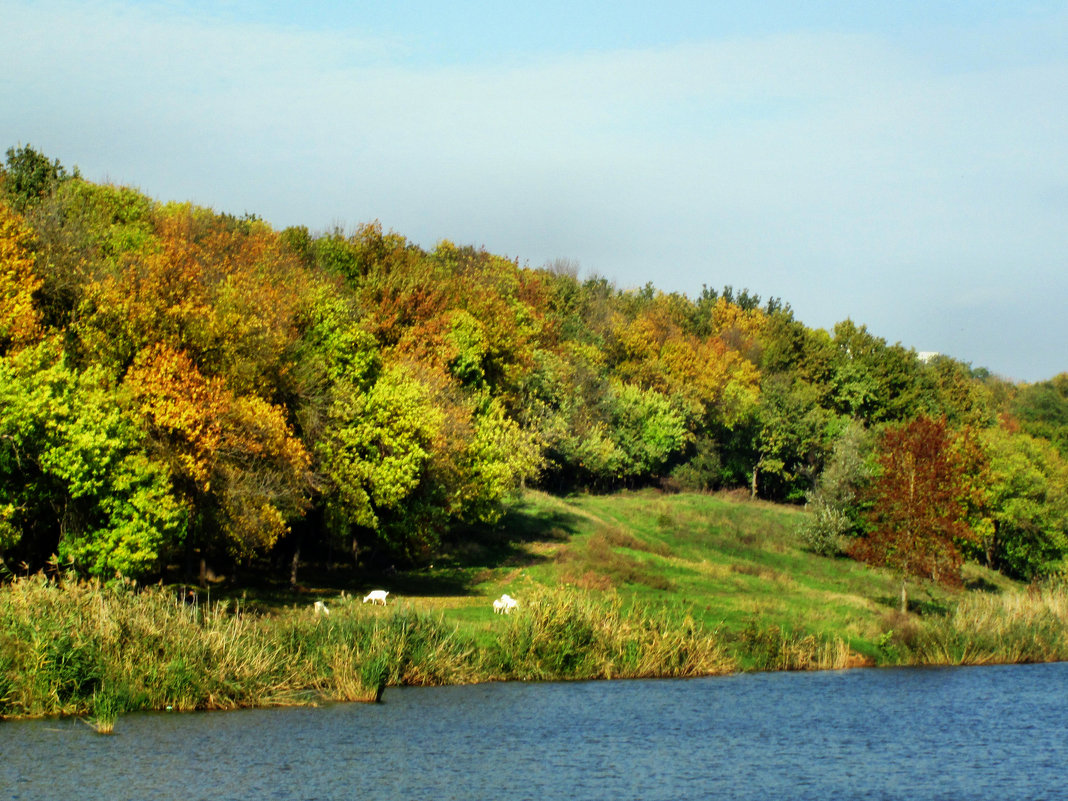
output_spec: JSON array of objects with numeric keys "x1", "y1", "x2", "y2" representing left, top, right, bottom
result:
[
  {"x1": 363, "y1": 589, "x2": 389, "y2": 606},
  {"x1": 494, "y1": 593, "x2": 518, "y2": 614},
  {"x1": 313, "y1": 600, "x2": 330, "y2": 616}
]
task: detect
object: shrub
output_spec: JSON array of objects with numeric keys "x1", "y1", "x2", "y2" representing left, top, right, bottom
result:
[{"x1": 798, "y1": 498, "x2": 852, "y2": 556}]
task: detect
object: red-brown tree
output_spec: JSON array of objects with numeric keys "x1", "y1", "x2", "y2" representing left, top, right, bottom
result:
[{"x1": 850, "y1": 415, "x2": 982, "y2": 611}]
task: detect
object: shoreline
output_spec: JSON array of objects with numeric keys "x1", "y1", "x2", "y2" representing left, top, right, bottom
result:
[
  {"x1": 4, "y1": 576, "x2": 1068, "y2": 724},
  {"x1": 7, "y1": 653, "x2": 1068, "y2": 725}
]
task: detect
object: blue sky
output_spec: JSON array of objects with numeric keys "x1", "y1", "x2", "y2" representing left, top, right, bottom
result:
[{"x1": 2, "y1": 0, "x2": 1066, "y2": 381}]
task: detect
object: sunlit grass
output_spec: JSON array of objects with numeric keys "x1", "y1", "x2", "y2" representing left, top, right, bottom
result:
[
  {"x1": 441, "y1": 489, "x2": 1052, "y2": 671},
  {"x1": 516, "y1": 491, "x2": 896, "y2": 644}
]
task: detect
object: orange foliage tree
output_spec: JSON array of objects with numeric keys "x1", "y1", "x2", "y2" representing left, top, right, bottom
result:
[{"x1": 124, "y1": 343, "x2": 311, "y2": 558}]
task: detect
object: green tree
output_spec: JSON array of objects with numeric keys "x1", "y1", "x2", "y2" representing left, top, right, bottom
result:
[
  {"x1": 746, "y1": 374, "x2": 830, "y2": 502},
  {"x1": 917, "y1": 354, "x2": 996, "y2": 427},
  {"x1": 1, "y1": 145, "x2": 71, "y2": 211},
  {"x1": 607, "y1": 381, "x2": 690, "y2": 481},
  {"x1": 797, "y1": 419, "x2": 874, "y2": 556},
  {"x1": 979, "y1": 425, "x2": 1068, "y2": 579},
  {"x1": 830, "y1": 320, "x2": 922, "y2": 423},
  {"x1": 0, "y1": 339, "x2": 186, "y2": 577},
  {"x1": 316, "y1": 363, "x2": 442, "y2": 539},
  {"x1": 1011, "y1": 374, "x2": 1068, "y2": 459}
]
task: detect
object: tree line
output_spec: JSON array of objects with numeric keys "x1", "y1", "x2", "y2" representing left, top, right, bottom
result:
[{"x1": 1, "y1": 145, "x2": 1066, "y2": 589}]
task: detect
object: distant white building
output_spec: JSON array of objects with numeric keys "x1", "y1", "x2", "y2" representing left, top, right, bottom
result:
[{"x1": 917, "y1": 351, "x2": 940, "y2": 364}]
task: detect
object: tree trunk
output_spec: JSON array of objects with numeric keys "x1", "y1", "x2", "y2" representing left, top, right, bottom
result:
[
  {"x1": 750, "y1": 463, "x2": 759, "y2": 500},
  {"x1": 985, "y1": 522, "x2": 999, "y2": 571},
  {"x1": 290, "y1": 544, "x2": 301, "y2": 588},
  {"x1": 900, "y1": 578, "x2": 908, "y2": 613}
]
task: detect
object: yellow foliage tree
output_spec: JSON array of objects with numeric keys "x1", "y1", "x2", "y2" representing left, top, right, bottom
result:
[
  {"x1": 612, "y1": 294, "x2": 762, "y2": 429},
  {"x1": 0, "y1": 201, "x2": 42, "y2": 353},
  {"x1": 124, "y1": 344, "x2": 228, "y2": 491}
]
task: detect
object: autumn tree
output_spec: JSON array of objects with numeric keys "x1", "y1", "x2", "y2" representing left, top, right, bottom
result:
[
  {"x1": 124, "y1": 343, "x2": 311, "y2": 563},
  {"x1": 851, "y1": 415, "x2": 982, "y2": 611},
  {"x1": 609, "y1": 294, "x2": 762, "y2": 431},
  {"x1": 0, "y1": 201, "x2": 42, "y2": 353},
  {"x1": 12, "y1": 146, "x2": 1067, "y2": 583}
]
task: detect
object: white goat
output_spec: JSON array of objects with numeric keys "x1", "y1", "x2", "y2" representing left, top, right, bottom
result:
[
  {"x1": 363, "y1": 589, "x2": 389, "y2": 606},
  {"x1": 313, "y1": 600, "x2": 330, "y2": 616},
  {"x1": 494, "y1": 593, "x2": 517, "y2": 614}
]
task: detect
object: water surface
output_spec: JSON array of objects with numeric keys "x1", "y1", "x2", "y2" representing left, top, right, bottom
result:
[{"x1": 3, "y1": 662, "x2": 1066, "y2": 800}]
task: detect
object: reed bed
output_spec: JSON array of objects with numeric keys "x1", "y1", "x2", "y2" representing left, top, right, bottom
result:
[
  {"x1": 732, "y1": 621, "x2": 853, "y2": 672},
  {"x1": 0, "y1": 577, "x2": 737, "y2": 719},
  {"x1": 6, "y1": 572, "x2": 1068, "y2": 723},
  {"x1": 0, "y1": 574, "x2": 473, "y2": 720},
  {"x1": 907, "y1": 582, "x2": 1068, "y2": 666},
  {"x1": 483, "y1": 586, "x2": 735, "y2": 681}
]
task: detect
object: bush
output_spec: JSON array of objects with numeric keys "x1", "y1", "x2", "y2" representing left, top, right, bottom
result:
[{"x1": 798, "y1": 498, "x2": 851, "y2": 556}]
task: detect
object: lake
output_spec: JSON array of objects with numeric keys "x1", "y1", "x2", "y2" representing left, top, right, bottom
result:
[{"x1": 2, "y1": 662, "x2": 1066, "y2": 800}]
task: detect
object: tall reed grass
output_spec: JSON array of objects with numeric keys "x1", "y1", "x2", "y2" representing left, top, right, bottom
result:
[
  {"x1": 0, "y1": 574, "x2": 474, "y2": 719},
  {"x1": 905, "y1": 583, "x2": 1068, "y2": 665},
  {"x1": 732, "y1": 621, "x2": 853, "y2": 671},
  {"x1": 6, "y1": 573, "x2": 1066, "y2": 721},
  {"x1": 483, "y1": 586, "x2": 735, "y2": 680},
  {"x1": 0, "y1": 576, "x2": 738, "y2": 719}
]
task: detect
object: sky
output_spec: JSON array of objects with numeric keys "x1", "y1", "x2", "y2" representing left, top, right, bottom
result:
[{"x1": 2, "y1": 0, "x2": 1066, "y2": 382}]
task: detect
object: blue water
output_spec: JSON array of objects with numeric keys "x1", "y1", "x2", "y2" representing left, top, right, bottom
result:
[{"x1": 2, "y1": 662, "x2": 1067, "y2": 800}]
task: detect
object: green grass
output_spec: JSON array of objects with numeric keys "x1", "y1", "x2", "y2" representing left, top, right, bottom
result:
[
  {"x1": 3, "y1": 489, "x2": 1065, "y2": 720},
  {"x1": 427, "y1": 489, "x2": 1054, "y2": 667}
]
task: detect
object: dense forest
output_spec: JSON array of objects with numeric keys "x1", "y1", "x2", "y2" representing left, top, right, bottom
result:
[{"x1": 1, "y1": 145, "x2": 1066, "y2": 589}]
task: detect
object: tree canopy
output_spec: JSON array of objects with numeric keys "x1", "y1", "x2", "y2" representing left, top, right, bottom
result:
[{"x1": 1, "y1": 145, "x2": 1064, "y2": 587}]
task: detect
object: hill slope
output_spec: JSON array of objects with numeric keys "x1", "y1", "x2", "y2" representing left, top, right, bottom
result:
[{"x1": 388, "y1": 489, "x2": 1026, "y2": 666}]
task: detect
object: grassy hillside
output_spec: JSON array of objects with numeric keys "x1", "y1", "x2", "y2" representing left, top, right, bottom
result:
[{"x1": 363, "y1": 489, "x2": 1023, "y2": 665}]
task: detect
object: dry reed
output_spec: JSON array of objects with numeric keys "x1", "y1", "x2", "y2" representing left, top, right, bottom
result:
[{"x1": 909, "y1": 583, "x2": 1068, "y2": 665}]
